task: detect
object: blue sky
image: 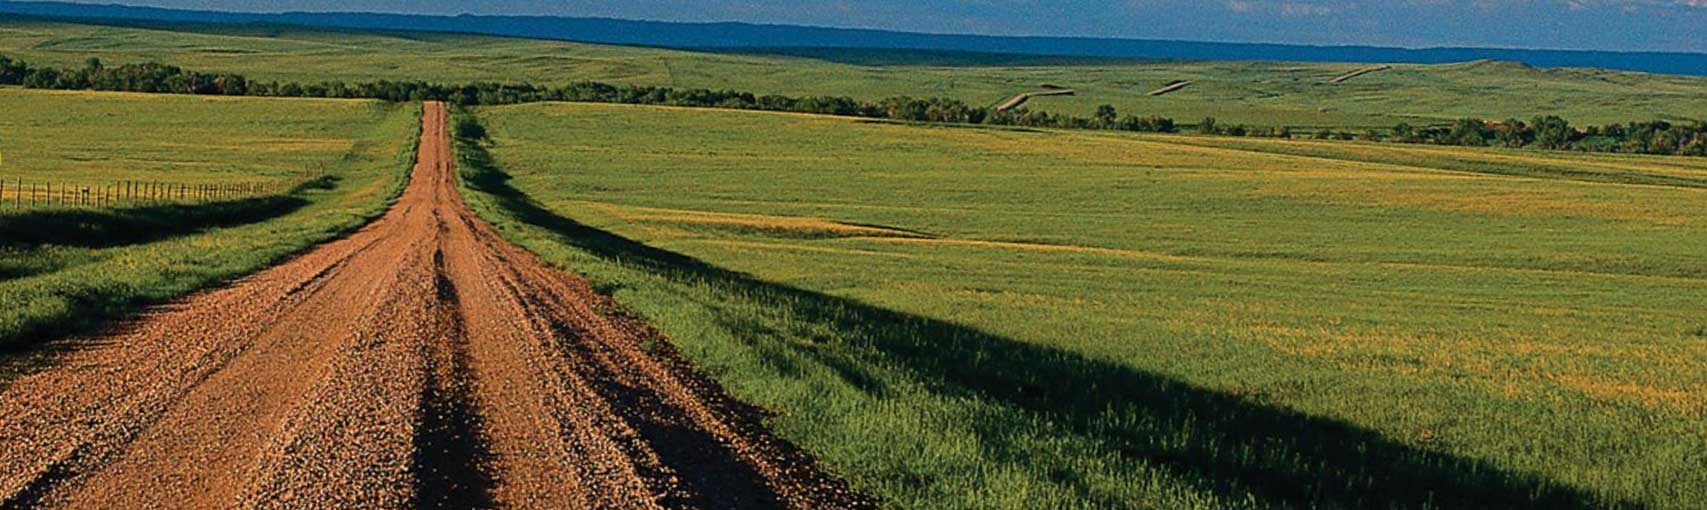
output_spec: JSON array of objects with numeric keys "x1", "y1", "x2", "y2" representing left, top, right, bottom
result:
[{"x1": 53, "y1": 1, "x2": 1707, "y2": 52}]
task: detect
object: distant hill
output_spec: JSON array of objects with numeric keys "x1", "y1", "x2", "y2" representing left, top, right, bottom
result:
[{"x1": 2, "y1": 0, "x2": 1705, "y2": 76}]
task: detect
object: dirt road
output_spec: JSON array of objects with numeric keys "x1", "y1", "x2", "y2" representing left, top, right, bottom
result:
[{"x1": 0, "y1": 102, "x2": 870, "y2": 510}]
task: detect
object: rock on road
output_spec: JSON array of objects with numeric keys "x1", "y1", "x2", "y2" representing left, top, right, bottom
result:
[{"x1": 0, "y1": 102, "x2": 871, "y2": 510}]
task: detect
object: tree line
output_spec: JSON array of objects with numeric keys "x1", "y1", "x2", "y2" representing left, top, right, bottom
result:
[
  {"x1": 0, "y1": 55, "x2": 1175, "y2": 133},
  {"x1": 3, "y1": 54, "x2": 1702, "y2": 156},
  {"x1": 1194, "y1": 115, "x2": 1706, "y2": 156}
]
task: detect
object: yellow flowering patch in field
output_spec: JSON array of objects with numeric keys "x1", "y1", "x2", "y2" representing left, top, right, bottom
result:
[
  {"x1": 576, "y1": 200, "x2": 927, "y2": 239},
  {"x1": 1552, "y1": 375, "x2": 1702, "y2": 415},
  {"x1": 690, "y1": 238, "x2": 925, "y2": 260},
  {"x1": 860, "y1": 236, "x2": 1198, "y2": 263},
  {"x1": 1247, "y1": 320, "x2": 1705, "y2": 415},
  {"x1": 1258, "y1": 184, "x2": 1699, "y2": 225}
]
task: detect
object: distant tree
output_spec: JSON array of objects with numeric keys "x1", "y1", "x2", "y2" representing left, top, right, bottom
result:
[
  {"x1": 21, "y1": 68, "x2": 59, "y2": 88},
  {"x1": 1017, "y1": 109, "x2": 1054, "y2": 127},
  {"x1": 1531, "y1": 115, "x2": 1573, "y2": 150},
  {"x1": 1094, "y1": 104, "x2": 1118, "y2": 128},
  {"x1": 1493, "y1": 118, "x2": 1533, "y2": 148},
  {"x1": 1143, "y1": 116, "x2": 1176, "y2": 133},
  {"x1": 1682, "y1": 133, "x2": 1707, "y2": 157},
  {"x1": 215, "y1": 74, "x2": 247, "y2": 96},
  {"x1": 1446, "y1": 118, "x2": 1490, "y2": 146},
  {"x1": 0, "y1": 55, "x2": 26, "y2": 85},
  {"x1": 1391, "y1": 122, "x2": 1416, "y2": 143},
  {"x1": 1198, "y1": 117, "x2": 1219, "y2": 135}
]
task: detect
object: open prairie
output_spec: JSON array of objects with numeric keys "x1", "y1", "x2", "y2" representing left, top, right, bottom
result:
[
  {"x1": 4, "y1": 17, "x2": 1707, "y2": 128},
  {"x1": 1, "y1": 9, "x2": 1704, "y2": 510},
  {"x1": 459, "y1": 102, "x2": 1707, "y2": 509},
  {"x1": 0, "y1": 87, "x2": 394, "y2": 185}
]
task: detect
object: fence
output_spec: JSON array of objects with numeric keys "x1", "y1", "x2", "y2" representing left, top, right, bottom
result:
[{"x1": 0, "y1": 179, "x2": 276, "y2": 210}]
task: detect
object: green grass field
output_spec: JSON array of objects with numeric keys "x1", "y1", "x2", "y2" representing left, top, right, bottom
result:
[
  {"x1": 0, "y1": 88, "x2": 418, "y2": 352},
  {"x1": 0, "y1": 87, "x2": 380, "y2": 189},
  {"x1": 457, "y1": 102, "x2": 1706, "y2": 509},
  {"x1": 3, "y1": 17, "x2": 1707, "y2": 129}
]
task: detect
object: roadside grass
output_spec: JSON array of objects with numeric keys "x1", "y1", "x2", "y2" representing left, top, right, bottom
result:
[
  {"x1": 457, "y1": 102, "x2": 1706, "y2": 509},
  {"x1": 0, "y1": 90, "x2": 419, "y2": 355},
  {"x1": 5, "y1": 18, "x2": 1707, "y2": 128}
]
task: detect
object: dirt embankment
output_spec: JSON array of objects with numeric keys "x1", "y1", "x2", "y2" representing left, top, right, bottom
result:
[
  {"x1": 996, "y1": 87, "x2": 1076, "y2": 111},
  {"x1": 1329, "y1": 65, "x2": 1391, "y2": 83},
  {"x1": 1147, "y1": 80, "x2": 1193, "y2": 96},
  {"x1": 0, "y1": 102, "x2": 871, "y2": 510}
]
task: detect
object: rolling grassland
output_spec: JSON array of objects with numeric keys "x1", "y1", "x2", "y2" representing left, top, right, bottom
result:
[
  {"x1": 0, "y1": 88, "x2": 419, "y2": 351},
  {"x1": 3, "y1": 17, "x2": 1707, "y2": 128},
  {"x1": 0, "y1": 88, "x2": 381, "y2": 185},
  {"x1": 457, "y1": 102, "x2": 1706, "y2": 509}
]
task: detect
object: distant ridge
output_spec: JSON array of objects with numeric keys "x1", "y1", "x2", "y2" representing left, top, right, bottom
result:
[{"x1": 2, "y1": 0, "x2": 1705, "y2": 76}]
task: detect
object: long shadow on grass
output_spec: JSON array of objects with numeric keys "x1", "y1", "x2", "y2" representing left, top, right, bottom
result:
[
  {"x1": 457, "y1": 136, "x2": 1636, "y2": 510},
  {"x1": 0, "y1": 178, "x2": 335, "y2": 353}
]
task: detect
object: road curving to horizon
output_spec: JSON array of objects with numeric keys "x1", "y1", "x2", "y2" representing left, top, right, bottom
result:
[{"x1": 0, "y1": 102, "x2": 872, "y2": 510}]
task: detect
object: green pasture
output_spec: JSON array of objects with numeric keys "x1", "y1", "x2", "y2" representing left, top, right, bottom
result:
[
  {"x1": 0, "y1": 87, "x2": 387, "y2": 189},
  {"x1": 457, "y1": 102, "x2": 1706, "y2": 510}
]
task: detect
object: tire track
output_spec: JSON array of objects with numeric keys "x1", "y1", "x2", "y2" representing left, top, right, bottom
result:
[{"x1": 0, "y1": 102, "x2": 872, "y2": 510}]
